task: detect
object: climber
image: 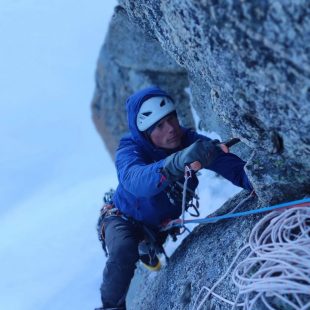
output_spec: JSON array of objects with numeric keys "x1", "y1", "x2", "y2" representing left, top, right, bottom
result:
[{"x1": 96, "y1": 86, "x2": 253, "y2": 310}]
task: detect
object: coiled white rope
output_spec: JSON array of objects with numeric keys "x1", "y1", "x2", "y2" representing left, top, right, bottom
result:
[{"x1": 193, "y1": 206, "x2": 310, "y2": 310}]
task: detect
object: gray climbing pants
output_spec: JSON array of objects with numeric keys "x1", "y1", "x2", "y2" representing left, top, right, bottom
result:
[{"x1": 100, "y1": 216, "x2": 144, "y2": 309}]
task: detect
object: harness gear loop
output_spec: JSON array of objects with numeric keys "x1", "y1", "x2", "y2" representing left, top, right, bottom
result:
[{"x1": 98, "y1": 189, "x2": 171, "y2": 262}]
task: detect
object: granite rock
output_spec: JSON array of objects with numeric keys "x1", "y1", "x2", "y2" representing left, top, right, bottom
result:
[
  {"x1": 117, "y1": 0, "x2": 310, "y2": 203},
  {"x1": 91, "y1": 1, "x2": 310, "y2": 309}
]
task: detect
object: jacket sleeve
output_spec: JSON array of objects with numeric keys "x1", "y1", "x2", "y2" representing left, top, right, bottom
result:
[
  {"x1": 207, "y1": 152, "x2": 253, "y2": 190},
  {"x1": 115, "y1": 142, "x2": 169, "y2": 197}
]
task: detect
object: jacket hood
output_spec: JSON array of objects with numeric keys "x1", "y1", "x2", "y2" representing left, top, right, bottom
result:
[{"x1": 126, "y1": 86, "x2": 173, "y2": 153}]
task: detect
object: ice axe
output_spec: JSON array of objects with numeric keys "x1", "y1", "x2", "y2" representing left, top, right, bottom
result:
[{"x1": 223, "y1": 137, "x2": 241, "y2": 148}]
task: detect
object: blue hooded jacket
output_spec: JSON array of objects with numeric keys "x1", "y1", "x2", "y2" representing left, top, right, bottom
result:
[{"x1": 112, "y1": 86, "x2": 252, "y2": 228}]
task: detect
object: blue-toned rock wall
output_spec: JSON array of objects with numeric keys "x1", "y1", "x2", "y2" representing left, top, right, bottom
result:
[{"x1": 91, "y1": 2, "x2": 310, "y2": 308}]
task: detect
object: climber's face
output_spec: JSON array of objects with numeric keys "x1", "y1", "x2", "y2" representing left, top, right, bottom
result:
[{"x1": 150, "y1": 113, "x2": 182, "y2": 149}]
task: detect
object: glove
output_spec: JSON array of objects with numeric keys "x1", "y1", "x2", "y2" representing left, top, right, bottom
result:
[{"x1": 163, "y1": 139, "x2": 222, "y2": 181}]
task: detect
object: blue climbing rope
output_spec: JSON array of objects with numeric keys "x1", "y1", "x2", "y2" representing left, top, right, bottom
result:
[{"x1": 161, "y1": 197, "x2": 310, "y2": 231}]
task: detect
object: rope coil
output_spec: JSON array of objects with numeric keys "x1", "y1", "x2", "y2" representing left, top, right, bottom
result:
[{"x1": 193, "y1": 205, "x2": 310, "y2": 310}]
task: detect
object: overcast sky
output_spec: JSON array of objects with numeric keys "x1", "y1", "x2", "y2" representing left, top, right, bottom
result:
[
  {"x1": 0, "y1": 1, "x2": 242, "y2": 309},
  {"x1": 0, "y1": 1, "x2": 117, "y2": 309}
]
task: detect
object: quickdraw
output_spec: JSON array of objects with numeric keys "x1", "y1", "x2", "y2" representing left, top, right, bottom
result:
[{"x1": 176, "y1": 180, "x2": 200, "y2": 218}]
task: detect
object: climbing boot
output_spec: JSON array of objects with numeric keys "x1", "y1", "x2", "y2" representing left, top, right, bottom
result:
[
  {"x1": 139, "y1": 253, "x2": 161, "y2": 271},
  {"x1": 138, "y1": 237, "x2": 162, "y2": 271}
]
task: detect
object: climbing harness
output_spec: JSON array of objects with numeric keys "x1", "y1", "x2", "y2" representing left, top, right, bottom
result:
[
  {"x1": 97, "y1": 189, "x2": 169, "y2": 261},
  {"x1": 97, "y1": 189, "x2": 118, "y2": 256}
]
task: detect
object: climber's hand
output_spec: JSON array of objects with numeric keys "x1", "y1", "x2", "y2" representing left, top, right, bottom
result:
[{"x1": 163, "y1": 139, "x2": 222, "y2": 181}]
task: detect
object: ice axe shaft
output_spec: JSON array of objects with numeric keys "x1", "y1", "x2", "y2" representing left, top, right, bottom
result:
[{"x1": 223, "y1": 137, "x2": 241, "y2": 148}]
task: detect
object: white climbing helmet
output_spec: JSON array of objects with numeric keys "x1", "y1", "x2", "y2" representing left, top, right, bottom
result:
[{"x1": 136, "y1": 96, "x2": 176, "y2": 131}]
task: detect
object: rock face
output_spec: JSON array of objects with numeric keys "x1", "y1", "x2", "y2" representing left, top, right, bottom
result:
[
  {"x1": 116, "y1": 0, "x2": 310, "y2": 202},
  {"x1": 91, "y1": 1, "x2": 310, "y2": 309},
  {"x1": 92, "y1": 1, "x2": 310, "y2": 202}
]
